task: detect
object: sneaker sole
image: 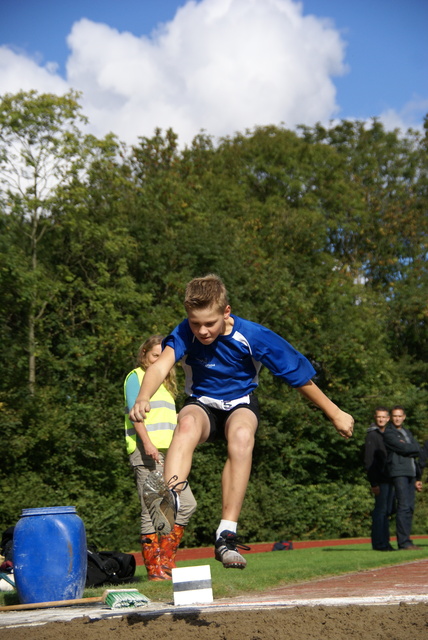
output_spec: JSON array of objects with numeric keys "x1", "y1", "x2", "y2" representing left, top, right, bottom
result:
[
  {"x1": 215, "y1": 551, "x2": 246, "y2": 569},
  {"x1": 219, "y1": 561, "x2": 246, "y2": 569},
  {"x1": 143, "y1": 471, "x2": 176, "y2": 536},
  {"x1": 147, "y1": 497, "x2": 175, "y2": 535}
]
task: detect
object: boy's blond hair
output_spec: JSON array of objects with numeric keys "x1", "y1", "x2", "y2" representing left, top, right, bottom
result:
[{"x1": 184, "y1": 274, "x2": 229, "y2": 313}]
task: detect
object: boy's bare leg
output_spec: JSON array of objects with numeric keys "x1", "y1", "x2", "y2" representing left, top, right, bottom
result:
[
  {"x1": 164, "y1": 404, "x2": 211, "y2": 484},
  {"x1": 215, "y1": 408, "x2": 257, "y2": 569},
  {"x1": 222, "y1": 408, "x2": 258, "y2": 521}
]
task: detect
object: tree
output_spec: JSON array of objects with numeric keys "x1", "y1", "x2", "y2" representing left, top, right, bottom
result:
[
  {"x1": 299, "y1": 118, "x2": 428, "y2": 392},
  {"x1": 1, "y1": 103, "x2": 427, "y2": 548},
  {"x1": 0, "y1": 90, "x2": 87, "y2": 393}
]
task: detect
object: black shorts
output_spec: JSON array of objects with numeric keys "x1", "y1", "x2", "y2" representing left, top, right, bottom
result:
[{"x1": 182, "y1": 394, "x2": 260, "y2": 443}]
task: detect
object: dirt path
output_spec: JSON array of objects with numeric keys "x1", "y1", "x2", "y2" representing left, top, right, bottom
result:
[{"x1": 2, "y1": 602, "x2": 428, "y2": 640}]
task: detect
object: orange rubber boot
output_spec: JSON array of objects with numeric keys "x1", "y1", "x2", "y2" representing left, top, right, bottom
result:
[
  {"x1": 141, "y1": 533, "x2": 171, "y2": 581},
  {"x1": 159, "y1": 524, "x2": 185, "y2": 573}
]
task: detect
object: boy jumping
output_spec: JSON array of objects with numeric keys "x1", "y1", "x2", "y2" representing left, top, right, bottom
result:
[{"x1": 129, "y1": 274, "x2": 354, "y2": 569}]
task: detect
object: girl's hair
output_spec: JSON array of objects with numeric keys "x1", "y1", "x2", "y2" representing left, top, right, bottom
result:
[
  {"x1": 184, "y1": 273, "x2": 229, "y2": 312},
  {"x1": 136, "y1": 335, "x2": 177, "y2": 397}
]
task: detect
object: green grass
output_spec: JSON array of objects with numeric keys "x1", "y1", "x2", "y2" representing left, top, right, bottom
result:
[{"x1": 2, "y1": 540, "x2": 428, "y2": 607}]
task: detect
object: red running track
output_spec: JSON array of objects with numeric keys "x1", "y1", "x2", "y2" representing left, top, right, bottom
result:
[{"x1": 132, "y1": 535, "x2": 428, "y2": 565}]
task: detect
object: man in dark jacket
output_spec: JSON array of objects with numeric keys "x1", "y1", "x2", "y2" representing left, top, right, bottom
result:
[
  {"x1": 364, "y1": 407, "x2": 395, "y2": 551},
  {"x1": 384, "y1": 406, "x2": 422, "y2": 550}
]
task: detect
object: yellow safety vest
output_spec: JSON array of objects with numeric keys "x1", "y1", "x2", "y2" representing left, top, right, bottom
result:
[{"x1": 124, "y1": 367, "x2": 176, "y2": 455}]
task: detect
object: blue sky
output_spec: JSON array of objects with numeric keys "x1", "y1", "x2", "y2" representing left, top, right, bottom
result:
[{"x1": 0, "y1": 0, "x2": 426, "y2": 145}]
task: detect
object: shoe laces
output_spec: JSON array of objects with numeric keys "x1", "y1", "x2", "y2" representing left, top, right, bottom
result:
[
  {"x1": 166, "y1": 475, "x2": 189, "y2": 493},
  {"x1": 220, "y1": 531, "x2": 251, "y2": 552}
]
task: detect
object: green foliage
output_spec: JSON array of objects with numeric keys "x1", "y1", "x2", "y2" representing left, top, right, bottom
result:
[
  {"x1": 0, "y1": 91, "x2": 427, "y2": 550},
  {"x1": 239, "y1": 481, "x2": 372, "y2": 541},
  {"x1": 413, "y1": 488, "x2": 428, "y2": 535}
]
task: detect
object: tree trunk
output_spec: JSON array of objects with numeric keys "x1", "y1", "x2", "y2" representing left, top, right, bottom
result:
[{"x1": 28, "y1": 201, "x2": 38, "y2": 395}]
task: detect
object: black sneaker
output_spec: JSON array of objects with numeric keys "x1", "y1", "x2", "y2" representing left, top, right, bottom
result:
[
  {"x1": 400, "y1": 544, "x2": 422, "y2": 550},
  {"x1": 214, "y1": 530, "x2": 250, "y2": 569},
  {"x1": 143, "y1": 471, "x2": 187, "y2": 536}
]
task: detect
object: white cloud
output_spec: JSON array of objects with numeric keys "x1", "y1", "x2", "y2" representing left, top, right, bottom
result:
[
  {"x1": 0, "y1": 46, "x2": 69, "y2": 96},
  {"x1": 0, "y1": 0, "x2": 348, "y2": 145},
  {"x1": 379, "y1": 97, "x2": 428, "y2": 134}
]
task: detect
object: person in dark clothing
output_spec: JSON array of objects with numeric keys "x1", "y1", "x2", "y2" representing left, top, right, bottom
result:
[
  {"x1": 384, "y1": 406, "x2": 422, "y2": 550},
  {"x1": 364, "y1": 407, "x2": 395, "y2": 551}
]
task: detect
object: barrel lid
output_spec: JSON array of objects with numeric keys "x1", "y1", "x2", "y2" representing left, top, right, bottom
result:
[{"x1": 21, "y1": 506, "x2": 77, "y2": 516}]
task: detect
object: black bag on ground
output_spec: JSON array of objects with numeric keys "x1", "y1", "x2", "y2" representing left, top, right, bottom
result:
[
  {"x1": 272, "y1": 540, "x2": 293, "y2": 551},
  {"x1": 0, "y1": 526, "x2": 14, "y2": 563},
  {"x1": 85, "y1": 547, "x2": 136, "y2": 587}
]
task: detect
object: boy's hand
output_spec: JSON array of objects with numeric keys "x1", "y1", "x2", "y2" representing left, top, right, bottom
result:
[
  {"x1": 129, "y1": 400, "x2": 151, "y2": 423},
  {"x1": 331, "y1": 410, "x2": 354, "y2": 439},
  {"x1": 297, "y1": 383, "x2": 353, "y2": 439}
]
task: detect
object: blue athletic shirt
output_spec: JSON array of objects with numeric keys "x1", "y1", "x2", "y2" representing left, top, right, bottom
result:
[{"x1": 163, "y1": 314, "x2": 316, "y2": 403}]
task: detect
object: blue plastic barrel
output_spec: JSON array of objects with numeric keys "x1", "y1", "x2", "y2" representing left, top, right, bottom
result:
[{"x1": 13, "y1": 506, "x2": 87, "y2": 604}]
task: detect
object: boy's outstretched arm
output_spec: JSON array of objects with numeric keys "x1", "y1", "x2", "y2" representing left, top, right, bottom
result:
[
  {"x1": 129, "y1": 346, "x2": 176, "y2": 422},
  {"x1": 297, "y1": 380, "x2": 354, "y2": 439}
]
